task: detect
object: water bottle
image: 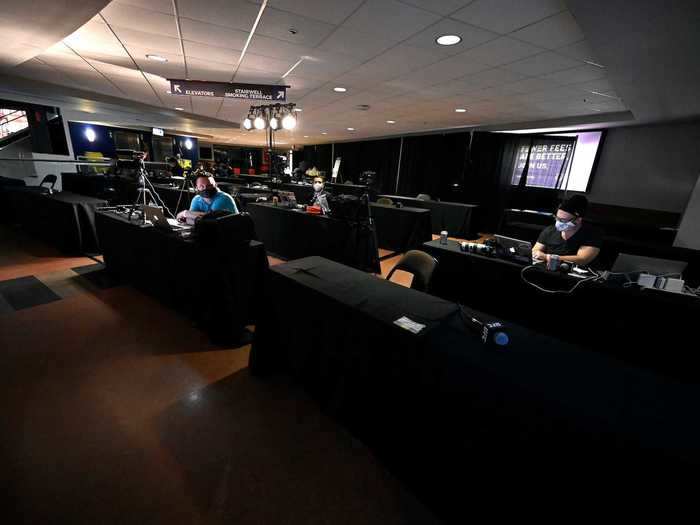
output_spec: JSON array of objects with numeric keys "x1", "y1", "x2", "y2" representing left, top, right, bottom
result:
[{"x1": 440, "y1": 230, "x2": 448, "y2": 244}]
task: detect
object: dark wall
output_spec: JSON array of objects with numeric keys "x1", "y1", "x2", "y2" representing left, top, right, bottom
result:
[
  {"x1": 333, "y1": 138, "x2": 401, "y2": 193},
  {"x1": 588, "y1": 121, "x2": 700, "y2": 212}
]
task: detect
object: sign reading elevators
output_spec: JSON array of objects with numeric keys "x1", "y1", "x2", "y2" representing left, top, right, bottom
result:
[{"x1": 168, "y1": 79, "x2": 287, "y2": 101}]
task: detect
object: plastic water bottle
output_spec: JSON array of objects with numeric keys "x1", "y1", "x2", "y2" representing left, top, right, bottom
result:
[{"x1": 440, "y1": 230, "x2": 448, "y2": 244}]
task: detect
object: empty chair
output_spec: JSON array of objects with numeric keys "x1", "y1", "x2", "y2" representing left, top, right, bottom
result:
[
  {"x1": 376, "y1": 197, "x2": 393, "y2": 206},
  {"x1": 39, "y1": 174, "x2": 57, "y2": 190},
  {"x1": 385, "y1": 249, "x2": 438, "y2": 292},
  {"x1": 416, "y1": 193, "x2": 431, "y2": 201}
]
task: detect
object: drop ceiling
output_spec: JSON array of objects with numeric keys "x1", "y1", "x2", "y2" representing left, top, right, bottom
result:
[{"x1": 1, "y1": 0, "x2": 644, "y2": 146}]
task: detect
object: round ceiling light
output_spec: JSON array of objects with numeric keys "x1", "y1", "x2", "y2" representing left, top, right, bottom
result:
[
  {"x1": 146, "y1": 54, "x2": 168, "y2": 62},
  {"x1": 347, "y1": 127, "x2": 355, "y2": 131},
  {"x1": 436, "y1": 35, "x2": 462, "y2": 46},
  {"x1": 386, "y1": 120, "x2": 396, "y2": 124},
  {"x1": 333, "y1": 87, "x2": 347, "y2": 93},
  {"x1": 455, "y1": 108, "x2": 467, "y2": 113}
]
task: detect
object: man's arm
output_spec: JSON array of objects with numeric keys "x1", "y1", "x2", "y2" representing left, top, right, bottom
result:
[
  {"x1": 176, "y1": 209, "x2": 206, "y2": 222},
  {"x1": 532, "y1": 242, "x2": 548, "y2": 262},
  {"x1": 559, "y1": 246, "x2": 600, "y2": 266}
]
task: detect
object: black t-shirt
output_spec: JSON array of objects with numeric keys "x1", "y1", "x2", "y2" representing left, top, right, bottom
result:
[{"x1": 536, "y1": 223, "x2": 603, "y2": 256}]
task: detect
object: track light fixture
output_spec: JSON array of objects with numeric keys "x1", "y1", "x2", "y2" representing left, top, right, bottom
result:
[{"x1": 242, "y1": 103, "x2": 298, "y2": 132}]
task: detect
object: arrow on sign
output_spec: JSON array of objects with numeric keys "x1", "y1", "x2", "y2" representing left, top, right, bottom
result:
[
  {"x1": 276, "y1": 90, "x2": 285, "y2": 100},
  {"x1": 173, "y1": 84, "x2": 182, "y2": 94}
]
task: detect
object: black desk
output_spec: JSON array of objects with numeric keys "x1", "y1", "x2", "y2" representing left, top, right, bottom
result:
[
  {"x1": 378, "y1": 195, "x2": 477, "y2": 238},
  {"x1": 247, "y1": 203, "x2": 380, "y2": 273},
  {"x1": 277, "y1": 182, "x2": 369, "y2": 203},
  {"x1": 251, "y1": 256, "x2": 700, "y2": 518},
  {"x1": 96, "y1": 210, "x2": 268, "y2": 344},
  {"x1": 424, "y1": 238, "x2": 700, "y2": 379},
  {"x1": 6, "y1": 189, "x2": 106, "y2": 253},
  {"x1": 369, "y1": 203, "x2": 431, "y2": 252}
]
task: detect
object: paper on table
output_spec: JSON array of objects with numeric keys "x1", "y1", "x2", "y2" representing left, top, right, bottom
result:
[{"x1": 394, "y1": 316, "x2": 426, "y2": 334}]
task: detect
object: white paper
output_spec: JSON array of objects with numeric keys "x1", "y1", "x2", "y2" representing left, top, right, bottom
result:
[{"x1": 394, "y1": 316, "x2": 426, "y2": 334}]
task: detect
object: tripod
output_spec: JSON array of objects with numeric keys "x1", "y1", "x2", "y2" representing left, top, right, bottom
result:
[
  {"x1": 175, "y1": 168, "x2": 198, "y2": 216},
  {"x1": 127, "y1": 157, "x2": 175, "y2": 224}
]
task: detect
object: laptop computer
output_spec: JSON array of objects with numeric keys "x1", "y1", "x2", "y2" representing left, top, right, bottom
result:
[
  {"x1": 143, "y1": 205, "x2": 191, "y2": 231},
  {"x1": 277, "y1": 190, "x2": 297, "y2": 208},
  {"x1": 494, "y1": 234, "x2": 533, "y2": 263},
  {"x1": 612, "y1": 253, "x2": 687, "y2": 277}
]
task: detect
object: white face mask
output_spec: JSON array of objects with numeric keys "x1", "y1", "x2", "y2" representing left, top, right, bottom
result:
[{"x1": 313, "y1": 182, "x2": 323, "y2": 192}]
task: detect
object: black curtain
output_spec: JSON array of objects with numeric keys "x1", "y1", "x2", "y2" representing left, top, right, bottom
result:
[
  {"x1": 333, "y1": 138, "x2": 401, "y2": 194},
  {"x1": 397, "y1": 132, "x2": 470, "y2": 200},
  {"x1": 300, "y1": 144, "x2": 332, "y2": 174}
]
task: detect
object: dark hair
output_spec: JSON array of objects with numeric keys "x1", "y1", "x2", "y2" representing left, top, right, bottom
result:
[{"x1": 559, "y1": 194, "x2": 588, "y2": 217}]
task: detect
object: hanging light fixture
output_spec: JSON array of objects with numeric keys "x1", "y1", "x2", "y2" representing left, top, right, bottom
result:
[{"x1": 243, "y1": 103, "x2": 298, "y2": 131}]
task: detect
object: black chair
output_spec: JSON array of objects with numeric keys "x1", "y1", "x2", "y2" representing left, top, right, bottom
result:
[
  {"x1": 416, "y1": 193, "x2": 431, "y2": 201},
  {"x1": 385, "y1": 249, "x2": 438, "y2": 292},
  {"x1": 39, "y1": 174, "x2": 57, "y2": 191}
]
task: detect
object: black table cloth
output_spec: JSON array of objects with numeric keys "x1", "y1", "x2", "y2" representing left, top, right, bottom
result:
[
  {"x1": 246, "y1": 203, "x2": 380, "y2": 273},
  {"x1": 250, "y1": 256, "x2": 700, "y2": 519},
  {"x1": 276, "y1": 182, "x2": 369, "y2": 204},
  {"x1": 423, "y1": 238, "x2": 700, "y2": 379},
  {"x1": 377, "y1": 194, "x2": 478, "y2": 238},
  {"x1": 369, "y1": 203, "x2": 432, "y2": 252},
  {"x1": 6, "y1": 189, "x2": 107, "y2": 253},
  {"x1": 96, "y1": 210, "x2": 268, "y2": 344}
]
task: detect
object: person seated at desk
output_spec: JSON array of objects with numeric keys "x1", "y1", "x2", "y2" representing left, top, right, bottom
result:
[
  {"x1": 309, "y1": 176, "x2": 331, "y2": 206},
  {"x1": 176, "y1": 174, "x2": 238, "y2": 222},
  {"x1": 167, "y1": 157, "x2": 184, "y2": 178},
  {"x1": 532, "y1": 195, "x2": 602, "y2": 267}
]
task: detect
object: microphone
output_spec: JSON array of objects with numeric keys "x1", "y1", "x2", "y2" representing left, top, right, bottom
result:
[{"x1": 460, "y1": 306, "x2": 509, "y2": 347}]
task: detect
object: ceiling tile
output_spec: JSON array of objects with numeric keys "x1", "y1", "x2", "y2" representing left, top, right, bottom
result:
[
  {"x1": 455, "y1": 67, "x2": 527, "y2": 90},
  {"x1": 262, "y1": 0, "x2": 365, "y2": 25},
  {"x1": 113, "y1": 26, "x2": 183, "y2": 55},
  {"x1": 187, "y1": 57, "x2": 237, "y2": 82},
  {"x1": 400, "y1": 0, "x2": 474, "y2": 16},
  {"x1": 343, "y1": 0, "x2": 441, "y2": 42},
  {"x1": 510, "y1": 11, "x2": 584, "y2": 49},
  {"x1": 542, "y1": 64, "x2": 606, "y2": 85},
  {"x1": 177, "y1": 0, "x2": 260, "y2": 31},
  {"x1": 184, "y1": 41, "x2": 239, "y2": 66},
  {"x1": 100, "y1": 3, "x2": 178, "y2": 38},
  {"x1": 256, "y1": 8, "x2": 337, "y2": 47},
  {"x1": 458, "y1": 36, "x2": 544, "y2": 66},
  {"x1": 113, "y1": 0, "x2": 173, "y2": 15},
  {"x1": 246, "y1": 34, "x2": 311, "y2": 62},
  {"x1": 239, "y1": 52, "x2": 294, "y2": 76},
  {"x1": 556, "y1": 40, "x2": 600, "y2": 64},
  {"x1": 403, "y1": 18, "x2": 498, "y2": 55},
  {"x1": 502, "y1": 51, "x2": 581, "y2": 76},
  {"x1": 316, "y1": 27, "x2": 395, "y2": 61},
  {"x1": 452, "y1": 0, "x2": 565, "y2": 34},
  {"x1": 179, "y1": 18, "x2": 248, "y2": 51},
  {"x1": 291, "y1": 53, "x2": 361, "y2": 81},
  {"x1": 499, "y1": 76, "x2": 557, "y2": 94}
]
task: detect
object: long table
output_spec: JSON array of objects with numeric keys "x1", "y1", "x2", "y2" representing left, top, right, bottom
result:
[
  {"x1": 377, "y1": 194, "x2": 477, "y2": 238},
  {"x1": 6, "y1": 189, "x2": 106, "y2": 253},
  {"x1": 96, "y1": 210, "x2": 268, "y2": 344},
  {"x1": 423, "y1": 238, "x2": 700, "y2": 379},
  {"x1": 246, "y1": 202, "x2": 380, "y2": 273},
  {"x1": 250, "y1": 256, "x2": 700, "y2": 519},
  {"x1": 369, "y1": 203, "x2": 431, "y2": 252}
]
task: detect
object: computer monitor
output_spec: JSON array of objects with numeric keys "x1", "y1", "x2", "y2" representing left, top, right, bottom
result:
[
  {"x1": 612, "y1": 253, "x2": 687, "y2": 277},
  {"x1": 494, "y1": 234, "x2": 533, "y2": 263}
]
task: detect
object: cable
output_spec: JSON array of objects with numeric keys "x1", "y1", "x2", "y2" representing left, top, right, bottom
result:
[{"x1": 520, "y1": 265, "x2": 601, "y2": 294}]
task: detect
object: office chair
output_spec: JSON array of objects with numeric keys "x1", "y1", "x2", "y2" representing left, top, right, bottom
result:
[
  {"x1": 39, "y1": 174, "x2": 57, "y2": 191},
  {"x1": 376, "y1": 197, "x2": 393, "y2": 206},
  {"x1": 385, "y1": 250, "x2": 438, "y2": 292},
  {"x1": 416, "y1": 193, "x2": 431, "y2": 201}
]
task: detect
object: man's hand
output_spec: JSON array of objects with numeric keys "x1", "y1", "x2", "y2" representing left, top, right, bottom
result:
[{"x1": 176, "y1": 210, "x2": 188, "y2": 222}]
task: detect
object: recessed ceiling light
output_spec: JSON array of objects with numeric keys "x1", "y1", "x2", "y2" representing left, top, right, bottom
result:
[
  {"x1": 166, "y1": 90, "x2": 171, "y2": 94},
  {"x1": 303, "y1": 135, "x2": 309, "y2": 138},
  {"x1": 293, "y1": 108, "x2": 303, "y2": 112},
  {"x1": 436, "y1": 35, "x2": 461, "y2": 46},
  {"x1": 321, "y1": 132, "x2": 327, "y2": 135},
  {"x1": 347, "y1": 127, "x2": 355, "y2": 131},
  {"x1": 146, "y1": 54, "x2": 168, "y2": 63},
  {"x1": 174, "y1": 107, "x2": 184, "y2": 111},
  {"x1": 455, "y1": 108, "x2": 467, "y2": 113},
  {"x1": 386, "y1": 120, "x2": 396, "y2": 124},
  {"x1": 334, "y1": 87, "x2": 347, "y2": 93}
]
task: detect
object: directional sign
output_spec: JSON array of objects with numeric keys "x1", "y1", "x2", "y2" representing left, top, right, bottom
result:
[{"x1": 169, "y1": 79, "x2": 287, "y2": 101}]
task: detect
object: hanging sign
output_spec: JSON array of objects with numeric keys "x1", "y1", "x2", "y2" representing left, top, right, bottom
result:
[{"x1": 168, "y1": 79, "x2": 287, "y2": 101}]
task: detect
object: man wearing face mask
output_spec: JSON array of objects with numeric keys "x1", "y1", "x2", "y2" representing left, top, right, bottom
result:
[
  {"x1": 532, "y1": 194, "x2": 602, "y2": 267},
  {"x1": 176, "y1": 173, "x2": 238, "y2": 222},
  {"x1": 309, "y1": 176, "x2": 331, "y2": 209}
]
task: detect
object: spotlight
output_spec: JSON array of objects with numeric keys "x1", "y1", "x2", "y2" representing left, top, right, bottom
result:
[
  {"x1": 269, "y1": 116, "x2": 280, "y2": 130},
  {"x1": 254, "y1": 115, "x2": 266, "y2": 129},
  {"x1": 282, "y1": 114, "x2": 297, "y2": 130},
  {"x1": 184, "y1": 138, "x2": 193, "y2": 150},
  {"x1": 85, "y1": 128, "x2": 96, "y2": 142},
  {"x1": 243, "y1": 117, "x2": 252, "y2": 130}
]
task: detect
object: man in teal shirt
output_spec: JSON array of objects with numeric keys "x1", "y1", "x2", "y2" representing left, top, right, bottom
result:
[{"x1": 176, "y1": 174, "x2": 238, "y2": 223}]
